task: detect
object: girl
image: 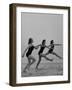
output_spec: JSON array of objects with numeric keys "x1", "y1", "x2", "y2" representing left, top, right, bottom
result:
[
  {"x1": 45, "y1": 40, "x2": 62, "y2": 59},
  {"x1": 22, "y1": 38, "x2": 38, "y2": 72},
  {"x1": 35, "y1": 40, "x2": 53, "y2": 70}
]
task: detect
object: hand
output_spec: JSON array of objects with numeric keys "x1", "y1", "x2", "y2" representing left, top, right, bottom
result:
[{"x1": 34, "y1": 46, "x2": 38, "y2": 49}]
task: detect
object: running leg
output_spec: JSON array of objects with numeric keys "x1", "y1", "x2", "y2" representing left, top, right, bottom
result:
[
  {"x1": 41, "y1": 54, "x2": 53, "y2": 61},
  {"x1": 27, "y1": 55, "x2": 36, "y2": 70},
  {"x1": 29, "y1": 56, "x2": 36, "y2": 65},
  {"x1": 23, "y1": 57, "x2": 31, "y2": 72},
  {"x1": 36, "y1": 55, "x2": 41, "y2": 69},
  {"x1": 52, "y1": 52, "x2": 62, "y2": 59}
]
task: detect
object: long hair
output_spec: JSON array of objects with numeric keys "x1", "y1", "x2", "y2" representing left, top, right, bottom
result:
[
  {"x1": 42, "y1": 40, "x2": 46, "y2": 45},
  {"x1": 50, "y1": 40, "x2": 54, "y2": 44},
  {"x1": 28, "y1": 38, "x2": 33, "y2": 44}
]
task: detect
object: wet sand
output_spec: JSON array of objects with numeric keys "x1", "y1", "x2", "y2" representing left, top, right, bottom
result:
[{"x1": 21, "y1": 59, "x2": 63, "y2": 77}]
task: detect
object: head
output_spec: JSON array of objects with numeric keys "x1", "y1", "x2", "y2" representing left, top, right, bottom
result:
[
  {"x1": 28, "y1": 38, "x2": 33, "y2": 44},
  {"x1": 42, "y1": 40, "x2": 46, "y2": 45},
  {"x1": 50, "y1": 40, "x2": 54, "y2": 44}
]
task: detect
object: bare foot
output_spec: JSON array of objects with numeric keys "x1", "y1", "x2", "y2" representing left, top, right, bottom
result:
[{"x1": 23, "y1": 69, "x2": 27, "y2": 73}]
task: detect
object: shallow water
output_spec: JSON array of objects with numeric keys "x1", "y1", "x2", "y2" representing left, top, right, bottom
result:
[{"x1": 21, "y1": 59, "x2": 63, "y2": 77}]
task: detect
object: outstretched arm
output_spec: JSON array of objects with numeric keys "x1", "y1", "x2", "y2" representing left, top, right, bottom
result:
[
  {"x1": 45, "y1": 45, "x2": 51, "y2": 49},
  {"x1": 22, "y1": 47, "x2": 29, "y2": 58},
  {"x1": 54, "y1": 44, "x2": 62, "y2": 46},
  {"x1": 34, "y1": 44, "x2": 42, "y2": 49}
]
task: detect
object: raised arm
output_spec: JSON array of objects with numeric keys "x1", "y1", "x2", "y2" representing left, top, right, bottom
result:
[{"x1": 22, "y1": 46, "x2": 29, "y2": 58}]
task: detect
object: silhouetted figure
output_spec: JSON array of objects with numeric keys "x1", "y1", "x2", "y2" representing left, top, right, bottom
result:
[
  {"x1": 22, "y1": 38, "x2": 38, "y2": 72},
  {"x1": 45, "y1": 40, "x2": 62, "y2": 59},
  {"x1": 36, "y1": 40, "x2": 53, "y2": 70}
]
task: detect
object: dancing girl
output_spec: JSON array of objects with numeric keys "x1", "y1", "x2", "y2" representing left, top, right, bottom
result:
[
  {"x1": 22, "y1": 38, "x2": 38, "y2": 72},
  {"x1": 44, "y1": 40, "x2": 62, "y2": 59},
  {"x1": 36, "y1": 40, "x2": 53, "y2": 70}
]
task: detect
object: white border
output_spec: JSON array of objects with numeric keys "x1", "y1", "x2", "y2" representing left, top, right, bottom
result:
[{"x1": 16, "y1": 7, "x2": 68, "y2": 83}]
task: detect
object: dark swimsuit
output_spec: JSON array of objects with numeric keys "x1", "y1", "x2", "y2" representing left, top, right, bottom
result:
[
  {"x1": 26, "y1": 46, "x2": 34, "y2": 57},
  {"x1": 38, "y1": 46, "x2": 45, "y2": 55},
  {"x1": 48, "y1": 44, "x2": 54, "y2": 53}
]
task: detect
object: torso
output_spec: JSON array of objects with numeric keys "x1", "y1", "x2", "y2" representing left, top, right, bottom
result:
[
  {"x1": 38, "y1": 45, "x2": 45, "y2": 55},
  {"x1": 48, "y1": 44, "x2": 54, "y2": 53},
  {"x1": 26, "y1": 45, "x2": 34, "y2": 57}
]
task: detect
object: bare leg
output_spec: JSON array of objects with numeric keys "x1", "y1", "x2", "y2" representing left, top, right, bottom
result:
[
  {"x1": 41, "y1": 54, "x2": 53, "y2": 61},
  {"x1": 23, "y1": 58, "x2": 31, "y2": 72},
  {"x1": 36, "y1": 54, "x2": 53, "y2": 71},
  {"x1": 23, "y1": 63, "x2": 29, "y2": 72},
  {"x1": 52, "y1": 52, "x2": 62, "y2": 59},
  {"x1": 36, "y1": 55, "x2": 41, "y2": 69},
  {"x1": 44, "y1": 52, "x2": 49, "y2": 55},
  {"x1": 27, "y1": 55, "x2": 36, "y2": 70},
  {"x1": 29, "y1": 57, "x2": 36, "y2": 65}
]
